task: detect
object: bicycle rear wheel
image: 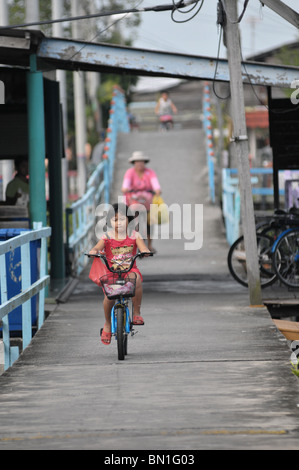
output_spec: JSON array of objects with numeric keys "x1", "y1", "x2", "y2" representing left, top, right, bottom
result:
[
  {"x1": 227, "y1": 234, "x2": 277, "y2": 288},
  {"x1": 116, "y1": 306, "x2": 126, "y2": 360},
  {"x1": 273, "y1": 228, "x2": 299, "y2": 288}
]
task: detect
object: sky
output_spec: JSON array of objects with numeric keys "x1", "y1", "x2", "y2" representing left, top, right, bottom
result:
[
  {"x1": 128, "y1": 0, "x2": 299, "y2": 91},
  {"x1": 132, "y1": 0, "x2": 299, "y2": 59}
]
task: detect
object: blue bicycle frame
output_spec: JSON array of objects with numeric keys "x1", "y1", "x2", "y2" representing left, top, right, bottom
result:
[
  {"x1": 271, "y1": 226, "x2": 299, "y2": 262},
  {"x1": 271, "y1": 227, "x2": 299, "y2": 253}
]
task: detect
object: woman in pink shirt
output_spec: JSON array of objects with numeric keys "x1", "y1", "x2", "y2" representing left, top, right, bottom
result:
[{"x1": 122, "y1": 151, "x2": 161, "y2": 252}]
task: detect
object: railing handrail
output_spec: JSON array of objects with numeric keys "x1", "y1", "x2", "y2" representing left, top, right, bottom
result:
[
  {"x1": 203, "y1": 84, "x2": 215, "y2": 203},
  {"x1": 0, "y1": 226, "x2": 51, "y2": 371},
  {"x1": 0, "y1": 227, "x2": 51, "y2": 255},
  {"x1": 222, "y1": 167, "x2": 284, "y2": 245}
]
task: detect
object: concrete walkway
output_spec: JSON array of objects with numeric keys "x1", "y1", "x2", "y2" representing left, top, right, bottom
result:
[{"x1": 0, "y1": 130, "x2": 298, "y2": 450}]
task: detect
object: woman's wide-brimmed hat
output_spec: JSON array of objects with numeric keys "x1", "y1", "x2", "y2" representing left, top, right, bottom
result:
[{"x1": 128, "y1": 151, "x2": 150, "y2": 164}]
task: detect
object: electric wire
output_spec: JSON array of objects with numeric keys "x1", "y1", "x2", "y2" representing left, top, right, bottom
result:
[
  {"x1": 240, "y1": 49, "x2": 299, "y2": 114},
  {"x1": 212, "y1": 25, "x2": 231, "y2": 101},
  {"x1": 171, "y1": 0, "x2": 205, "y2": 24},
  {"x1": 218, "y1": 0, "x2": 250, "y2": 24},
  {"x1": 0, "y1": 1, "x2": 200, "y2": 31},
  {"x1": 66, "y1": 0, "x2": 144, "y2": 64}
]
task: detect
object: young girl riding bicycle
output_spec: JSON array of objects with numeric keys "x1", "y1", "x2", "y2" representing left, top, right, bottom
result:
[{"x1": 89, "y1": 203, "x2": 151, "y2": 345}]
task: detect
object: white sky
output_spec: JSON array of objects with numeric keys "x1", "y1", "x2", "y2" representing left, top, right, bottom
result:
[{"x1": 133, "y1": 0, "x2": 299, "y2": 59}]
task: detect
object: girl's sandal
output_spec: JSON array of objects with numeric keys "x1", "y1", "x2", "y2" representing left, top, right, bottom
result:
[
  {"x1": 100, "y1": 328, "x2": 112, "y2": 345},
  {"x1": 133, "y1": 315, "x2": 145, "y2": 325}
]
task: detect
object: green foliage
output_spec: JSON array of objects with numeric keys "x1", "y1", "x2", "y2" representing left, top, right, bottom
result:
[
  {"x1": 97, "y1": 73, "x2": 137, "y2": 129},
  {"x1": 8, "y1": 0, "x2": 56, "y2": 34},
  {"x1": 275, "y1": 45, "x2": 299, "y2": 98},
  {"x1": 7, "y1": 0, "x2": 140, "y2": 145},
  {"x1": 290, "y1": 360, "x2": 299, "y2": 379}
]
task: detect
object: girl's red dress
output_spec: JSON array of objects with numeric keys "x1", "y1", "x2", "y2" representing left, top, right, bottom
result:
[{"x1": 89, "y1": 232, "x2": 143, "y2": 287}]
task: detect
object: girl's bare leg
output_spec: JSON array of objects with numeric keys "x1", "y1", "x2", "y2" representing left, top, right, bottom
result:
[
  {"x1": 132, "y1": 274, "x2": 143, "y2": 319},
  {"x1": 103, "y1": 297, "x2": 114, "y2": 332}
]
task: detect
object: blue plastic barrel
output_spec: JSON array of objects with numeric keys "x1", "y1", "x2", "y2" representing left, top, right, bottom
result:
[{"x1": 0, "y1": 229, "x2": 38, "y2": 334}]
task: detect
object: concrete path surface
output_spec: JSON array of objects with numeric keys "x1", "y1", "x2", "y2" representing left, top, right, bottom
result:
[{"x1": 0, "y1": 130, "x2": 298, "y2": 451}]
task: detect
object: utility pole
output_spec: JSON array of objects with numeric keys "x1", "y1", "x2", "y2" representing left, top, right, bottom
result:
[
  {"x1": 87, "y1": 0, "x2": 102, "y2": 135},
  {"x1": 246, "y1": 16, "x2": 260, "y2": 56},
  {"x1": 25, "y1": 0, "x2": 40, "y2": 26},
  {"x1": 222, "y1": 0, "x2": 262, "y2": 306},
  {"x1": 52, "y1": 0, "x2": 68, "y2": 207},
  {"x1": 71, "y1": 0, "x2": 87, "y2": 198}
]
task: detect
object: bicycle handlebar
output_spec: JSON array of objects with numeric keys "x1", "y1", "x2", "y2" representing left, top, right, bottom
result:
[
  {"x1": 124, "y1": 189, "x2": 155, "y2": 195},
  {"x1": 85, "y1": 251, "x2": 154, "y2": 274}
]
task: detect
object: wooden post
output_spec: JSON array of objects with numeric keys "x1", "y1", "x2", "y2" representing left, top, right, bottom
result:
[
  {"x1": 223, "y1": 0, "x2": 262, "y2": 306},
  {"x1": 260, "y1": 0, "x2": 299, "y2": 28}
]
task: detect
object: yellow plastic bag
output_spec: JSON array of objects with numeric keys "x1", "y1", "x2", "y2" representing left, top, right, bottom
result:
[{"x1": 148, "y1": 195, "x2": 169, "y2": 225}]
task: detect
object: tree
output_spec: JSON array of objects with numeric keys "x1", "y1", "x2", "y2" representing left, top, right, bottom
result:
[
  {"x1": 8, "y1": 0, "x2": 141, "y2": 146},
  {"x1": 275, "y1": 44, "x2": 299, "y2": 98}
]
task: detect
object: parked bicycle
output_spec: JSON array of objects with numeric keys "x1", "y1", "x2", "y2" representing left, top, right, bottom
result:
[
  {"x1": 86, "y1": 251, "x2": 153, "y2": 360},
  {"x1": 271, "y1": 208, "x2": 299, "y2": 288},
  {"x1": 227, "y1": 208, "x2": 299, "y2": 289}
]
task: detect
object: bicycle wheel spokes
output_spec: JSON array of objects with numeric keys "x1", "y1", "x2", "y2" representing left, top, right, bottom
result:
[
  {"x1": 274, "y1": 230, "x2": 299, "y2": 288},
  {"x1": 228, "y1": 234, "x2": 276, "y2": 288},
  {"x1": 257, "y1": 236, "x2": 276, "y2": 284}
]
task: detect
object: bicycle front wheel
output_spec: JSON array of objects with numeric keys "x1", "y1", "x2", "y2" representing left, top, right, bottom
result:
[
  {"x1": 227, "y1": 234, "x2": 277, "y2": 288},
  {"x1": 116, "y1": 306, "x2": 126, "y2": 361},
  {"x1": 273, "y1": 228, "x2": 299, "y2": 288}
]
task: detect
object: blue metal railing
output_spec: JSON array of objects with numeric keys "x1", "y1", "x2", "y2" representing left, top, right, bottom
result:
[
  {"x1": 66, "y1": 86, "x2": 129, "y2": 276},
  {"x1": 0, "y1": 227, "x2": 51, "y2": 370},
  {"x1": 203, "y1": 84, "x2": 215, "y2": 203},
  {"x1": 222, "y1": 169, "x2": 241, "y2": 246},
  {"x1": 222, "y1": 168, "x2": 285, "y2": 245}
]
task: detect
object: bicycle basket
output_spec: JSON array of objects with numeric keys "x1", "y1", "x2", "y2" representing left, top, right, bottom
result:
[{"x1": 100, "y1": 273, "x2": 137, "y2": 300}]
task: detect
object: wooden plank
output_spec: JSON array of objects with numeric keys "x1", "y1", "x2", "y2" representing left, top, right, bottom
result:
[
  {"x1": 273, "y1": 319, "x2": 299, "y2": 340},
  {"x1": 264, "y1": 299, "x2": 299, "y2": 306},
  {"x1": 0, "y1": 221, "x2": 30, "y2": 228},
  {"x1": 0, "y1": 206, "x2": 28, "y2": 218}
]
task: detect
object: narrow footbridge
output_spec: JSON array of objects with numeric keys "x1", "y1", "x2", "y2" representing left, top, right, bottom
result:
[{"x1": 0, "y1": 127, "x2": 299, "y2": 450}]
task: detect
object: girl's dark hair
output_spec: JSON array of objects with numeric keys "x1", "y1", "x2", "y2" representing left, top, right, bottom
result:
[{"x1": 106, "y1": 203, "x2": 135, "y2": 228}]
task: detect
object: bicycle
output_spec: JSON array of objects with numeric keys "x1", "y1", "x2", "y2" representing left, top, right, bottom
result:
[
  {"x1": 227, "y1": 208, "x2": 299, "y2": 288},
  {"x1": 86, "y1": 251, "x2": 153, "y2": 360},
  {"x1": 158, "y1": 114, "x2": 174, "y2": 131},
  {"x1": 227, "y1": 233, "x2": 277, "y2": 288},
  {"x1": 125, "y1": 189, "x2": 155, "y2": 212},
  {"x1": 271, "y1": 209, "x2": 299, "y2": 288}
]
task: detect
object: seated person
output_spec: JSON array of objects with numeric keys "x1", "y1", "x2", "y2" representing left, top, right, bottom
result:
[{"x1": 5, "y1": 158, "x2": 29, "y2": 206}]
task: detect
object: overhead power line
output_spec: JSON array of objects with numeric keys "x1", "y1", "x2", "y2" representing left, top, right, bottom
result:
[{"x1": 0, "y1": 1, "x2": 200, "y2": 31}]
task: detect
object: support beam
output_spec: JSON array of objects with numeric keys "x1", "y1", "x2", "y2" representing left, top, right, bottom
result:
[
  {"x1": 44, "y1": 78, "x2": 65, "y2": 280},
  {"x1": 260, "y1": 0, "x2": 299, "y2": 29},
  {"x1": 27, "y1": 54, "x2": 47, "y2": 227},
  {"x1": 37, "y1": 38, "x2": 299, "y2": 89}
]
